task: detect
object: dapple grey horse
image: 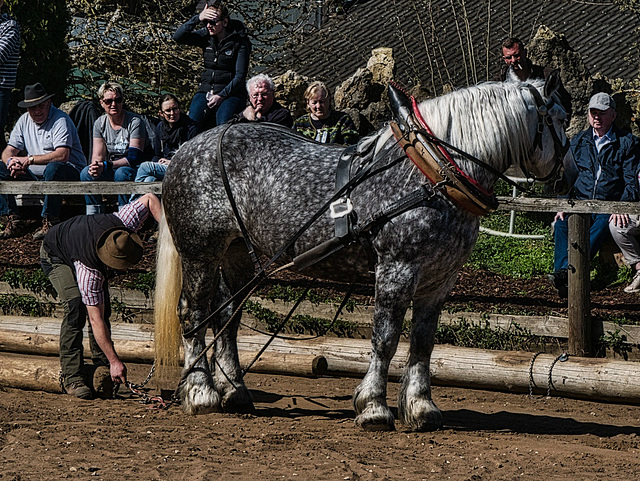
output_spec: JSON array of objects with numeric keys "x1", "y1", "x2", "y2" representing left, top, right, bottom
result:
[{"x1": 154, "y1": 75, "x2": 570, "y2": 431}]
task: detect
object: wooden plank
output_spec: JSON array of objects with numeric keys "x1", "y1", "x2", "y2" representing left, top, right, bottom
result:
[
  {"x1": 0, "y1": 183, "x2": 638, "y2": 214},
  {"x1": 0, "y1": 181, "x2": 161, "y2": 195},
  {"x1": 496, "y1": 196, "x2": 640, "y2": 215}
]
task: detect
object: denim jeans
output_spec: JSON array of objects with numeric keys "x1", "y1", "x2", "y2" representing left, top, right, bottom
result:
[
  {"x1": 188, "y1": 92, "x2": 246, "y2": 132},
  {"x1": 40, "y1": 244, "x2": 111, "y2": 385},
  {"x1": 0, "y1": 161, "x2": 80, "y2": 219},
  {"x1": 130, "y1": 161, "x2": 167, "y2": 202},
  {"x1": 553, "y1": 213, "x2": 611, "y2": 272},
  {"x1": 80, "y1": 164, "x2": 137, "y2": 214}
]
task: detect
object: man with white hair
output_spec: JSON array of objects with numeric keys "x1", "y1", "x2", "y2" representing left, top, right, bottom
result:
[
  {"x1": 238, "y1": 74, "x2": 293, "y2": 127},
  {"x1": 549, "y1": 92, "x2": 640, "y2": 297}
]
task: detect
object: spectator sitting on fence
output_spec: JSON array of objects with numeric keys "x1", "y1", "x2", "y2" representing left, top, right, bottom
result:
[
  {"x1": 548, "y1": 93, "x2": 640, "y2": 298},
  {"x1": 40, "y1": 193, "x2": 161, "y2": 400},
  {"x1": 0, "y1": 83, "x2": 86, "y2": 240},
  {"x1": 80, "y1": 81, "x2": 147, "y2": 215},
  {"x1": 609, "y1": 168, "x2": 640, "y2": 293},
  {"x1": 174, "y1": 0, "x2": 251, "y2": 132},
  {"x1": 293, "y1": 81, "x2": 359, "y2": 145},
  {"x1": 236, "y1": 74, "x2": 292, "y2": 127},
  {"x1": 133, "y1": 94, "x2": 198, "y2": 193},
  {"x1": 500, "y1": 36, "x2": 572, "y2": 122}
]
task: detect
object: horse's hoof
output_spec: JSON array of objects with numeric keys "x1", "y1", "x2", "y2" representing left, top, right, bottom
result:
[
  {"x1": 179, "y1": 381, "x2": 221, "y2": 415},
  {"x1": 354, "y1": 404, "x2": 395, "y2": 432},
  {"x1": 220, "y1": 387, "x2": 254, "y2": 413},
  {"x1": 399, "y1": 399, "x2": 443, "y2": 432}
]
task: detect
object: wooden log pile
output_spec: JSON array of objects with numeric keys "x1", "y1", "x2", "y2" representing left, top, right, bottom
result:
[{"x1": 1, "y1": 316, "x2": 640, "y2": 404}]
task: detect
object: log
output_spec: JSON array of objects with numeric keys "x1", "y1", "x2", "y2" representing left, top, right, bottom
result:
[
  {"x1": 0, "y1": 352, "x2": 62, "y2": 393},
  {"x1": 3, "y1": 327, "x2": 640, "y2": 404}
]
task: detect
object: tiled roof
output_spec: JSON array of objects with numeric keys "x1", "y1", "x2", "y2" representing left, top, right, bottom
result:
[{"x1": 276, "y1": 0, "x2": 639, "y2": 92}]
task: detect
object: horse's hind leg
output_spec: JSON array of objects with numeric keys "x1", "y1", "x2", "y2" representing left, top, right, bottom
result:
[
  {"x1": 353, "y1": 262, "x2": 415, "y2": 431},
  {"x1": 178, "y1": 258, "x2": 222, "y2": 415},
  {"x1": 211, "y1": 238, "x2": 255, "y2": 413},
  {"x1": 398, "y1": 289, "x2": 452, "y2": 431}
]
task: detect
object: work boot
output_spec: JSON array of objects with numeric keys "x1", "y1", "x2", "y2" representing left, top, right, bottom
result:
[
  {"x1": 547, "y1": 268, "x2": 568, "y2": 299},
  {"x1": 624, "y1": 271, "x2": 640, "y2": 293},
  {"x1": 0, "y1": 214, "x2": 25, "y2": 239},
  {"x1": 64, "y1": 380, "x2": 93, "y2": 400},
  {"x1": 93, "y1": 365, "x2": 115, "y2": 399},
  {"x1": 32, "y1": 217, "x2": 59, "y2": 241}
]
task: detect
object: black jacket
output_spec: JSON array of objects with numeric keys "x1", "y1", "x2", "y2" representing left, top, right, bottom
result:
[{"x1": 174, "y1": 15, "x2": 251, "y2": 98}]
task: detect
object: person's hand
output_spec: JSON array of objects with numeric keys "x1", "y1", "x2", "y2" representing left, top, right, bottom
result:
[
  {"x1": 554, "y1": 212, "x2": 565, "y2": 222},
  {"x1": 242, "y1": 105, "x2": 256, "y2": 121},
  {"x1": 206, "y1": 93, "x2": 223, "y2": 108},
  {"x1": 159, "y1": 157, "x2": 171, "y2": 165},
  {"x1": 610, "y1": 213, "x2": 630, "y2": 228},
  {"x1": 110, "y1": 360, "x2": 127, "y2": 385},
  {"x1": 88, "y1": 160, "x2": 104, "y2": 178},
  {"x1": 8, "y1": 157, "x2": 28, "y2": 178},
  {"x1": 199, "y1": 5, "x2": 217, "y2": 22}
]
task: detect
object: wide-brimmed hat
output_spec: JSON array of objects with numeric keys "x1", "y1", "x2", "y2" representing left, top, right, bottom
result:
[
  {"x1": 96, "y1": 227, "x2": 143, "y2": 270},
  {"x1": 17, "y1": 83, "x2": 55, "y2": 108}
]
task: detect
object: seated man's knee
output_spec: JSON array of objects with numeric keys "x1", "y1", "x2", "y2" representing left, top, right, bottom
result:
[
  {"x1": 80, "y1": 165, "x2": 93, "y2": 181},
  {"x1": 113, "y1": 166, "x2": 135, "y2": 182}
]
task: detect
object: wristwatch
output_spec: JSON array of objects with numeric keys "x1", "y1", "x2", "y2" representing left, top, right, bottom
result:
[{"x1": 27, "y1": 155, "x2": 34, "y2": 165}]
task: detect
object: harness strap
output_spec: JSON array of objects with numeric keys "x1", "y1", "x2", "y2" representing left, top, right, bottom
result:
[{"x1": 217, "y1": 122, "x2": 263, "y2": 273}]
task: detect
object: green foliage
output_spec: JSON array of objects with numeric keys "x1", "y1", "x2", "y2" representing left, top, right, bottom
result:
[
  {"x1": 468, "y1": 205, "x2": 557, "y2": 277},
  {"x1": 435, "y1": 318, "x2": 546, "y2": 351},
  {"x1": 597, "y1": 329, "x2": 633, "y2": 360},
  {"x1": 1, "y1": 268, "x2": 51, "y2": 294},
  {"x1": 0, "y1": 294, "x2": 54, "y2": 317},
  {"x1": 243, "y1": 299, "x2": 359, "y2": 337},
  {"x1": 5, "y1": 0, "x2": 71, "y2": 123},
  {"x1": 256, "y1": 283, "x2": 357, "y2": 312},
  {"x1": 122, "y1": 272, "x2": 155, "y2": 297}
]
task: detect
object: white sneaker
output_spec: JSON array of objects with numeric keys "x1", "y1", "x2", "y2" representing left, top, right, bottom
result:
[{"x1": 624, "y1": 272, "x2": 640, "y2": 293}]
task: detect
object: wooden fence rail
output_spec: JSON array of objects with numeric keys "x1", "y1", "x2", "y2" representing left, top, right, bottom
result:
[{"x1": 2, "y1": 181, "x2": 638, "y2": 356}]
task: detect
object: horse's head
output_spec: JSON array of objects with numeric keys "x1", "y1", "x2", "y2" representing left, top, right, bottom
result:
[{"x1": 519, "y1": 71, "x2": 572, "y2": 185}]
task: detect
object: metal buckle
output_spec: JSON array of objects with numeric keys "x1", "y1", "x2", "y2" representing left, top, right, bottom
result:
[{"x1": 330, "y1": 198, "x2": 353, "y2": 219}]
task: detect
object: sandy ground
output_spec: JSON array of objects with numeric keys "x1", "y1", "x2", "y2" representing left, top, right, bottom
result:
[{"x1": 1, "y1": 363, "x2": 639, "y2": 480}]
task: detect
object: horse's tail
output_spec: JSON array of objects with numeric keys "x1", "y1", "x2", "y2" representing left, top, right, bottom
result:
[{"x1": 154, "y1": 207, "x2": 183, "y2": 378}]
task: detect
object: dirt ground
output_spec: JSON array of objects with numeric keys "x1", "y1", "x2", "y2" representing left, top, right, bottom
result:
[
  {"x1": 2, "y1": 222, "x2": 640, "y2": 480},
  {"x1": 1, "y1": 363, "x2": 639, "y2": 480}
]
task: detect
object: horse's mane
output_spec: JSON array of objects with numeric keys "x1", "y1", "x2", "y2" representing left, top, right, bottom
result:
[{"x1": 417, "y1": 81, "x2": 535, "y2": 176}]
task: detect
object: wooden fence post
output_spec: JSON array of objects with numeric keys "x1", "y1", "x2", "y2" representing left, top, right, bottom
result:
[{"x1": 568, "y1": 213, "x2": 591, "y2": 356}]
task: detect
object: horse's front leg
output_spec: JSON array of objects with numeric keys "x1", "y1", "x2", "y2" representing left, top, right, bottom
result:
[
  {"x1": 353, "y1": 261, "x2": 415, "y2": 431},
  {"x1": 398, "y1": 281, "x2": 455, "y2": 431},
  {"x1": 178, "y1": 264, "x2": 221, "y2": 415}
]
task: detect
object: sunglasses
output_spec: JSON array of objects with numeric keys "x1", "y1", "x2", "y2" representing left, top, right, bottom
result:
[
  {"x1": 206, "y1": 19, "x2": 221, "y2": 27},
  {"x1": 102, "y1": 97, "x2": 123, "y2": 105}
]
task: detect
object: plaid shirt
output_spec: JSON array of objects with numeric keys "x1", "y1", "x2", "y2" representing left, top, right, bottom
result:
[{"x1": 75, "y1": 201, "x2": 148, "y2": 305}]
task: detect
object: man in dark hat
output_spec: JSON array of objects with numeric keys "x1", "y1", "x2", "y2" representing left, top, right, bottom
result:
[
  {"x1": 0, "y1": 82, "x2": 86, "y2": 240},
  {"x1": 40, "y1": 193, "x2": 161, "y2": 399}
]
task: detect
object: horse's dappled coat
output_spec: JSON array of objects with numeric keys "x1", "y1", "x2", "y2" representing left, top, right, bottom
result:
[{"x1": 154, "y1": 77, "x2": 569, "y2": 431}]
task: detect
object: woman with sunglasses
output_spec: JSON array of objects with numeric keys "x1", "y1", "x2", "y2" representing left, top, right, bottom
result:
[
  {"x1": 174, "y1": 1, "x2": 251, "y2": 132},
  {"x1": 80, "y1": 81, "x2": 147, "y2": 214}
]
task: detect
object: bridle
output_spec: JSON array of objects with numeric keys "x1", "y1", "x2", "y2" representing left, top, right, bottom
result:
[{"x1": 523, "y1": 84, "x2": 570, "y2": 183}]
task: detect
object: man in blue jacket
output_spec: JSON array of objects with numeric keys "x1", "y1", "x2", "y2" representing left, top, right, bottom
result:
[{"x1": 549, "y1": 93, "x2": 640, "y2": 297}]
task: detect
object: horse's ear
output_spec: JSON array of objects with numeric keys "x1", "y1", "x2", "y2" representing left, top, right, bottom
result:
[{"x1": 543, "y1": 69, "x2": 561, "y2": 98}]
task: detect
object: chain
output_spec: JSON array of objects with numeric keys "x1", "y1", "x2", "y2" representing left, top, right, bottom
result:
[
  {"x1": 529, "y1": 352, "x2": 569, "y2": 399},
  {"x1": 528, "y1": 351, "x2": 543, "y2": 398},
  {"x1": 546, "y1": 352, "x2": 569, "y2": 398}
]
